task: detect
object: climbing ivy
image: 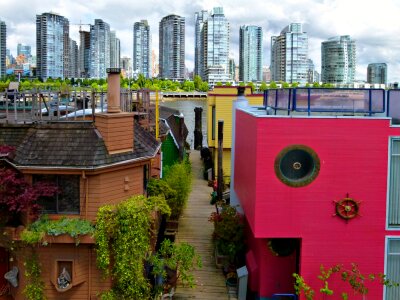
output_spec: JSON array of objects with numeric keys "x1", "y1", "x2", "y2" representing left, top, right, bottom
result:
[
  {"x1": 23, "y1": 251, "x2": 46, "y2": 300},
  {"x1": 95, "y1": 195, "x2": 170, "y2": 299}
]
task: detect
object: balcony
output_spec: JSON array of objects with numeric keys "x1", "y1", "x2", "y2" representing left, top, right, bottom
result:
[{"x1": 259, "y1": 88, "x2": 400, "y2": 123}]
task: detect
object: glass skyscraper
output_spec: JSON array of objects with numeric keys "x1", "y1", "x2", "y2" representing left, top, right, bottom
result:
[
  {"x1": 270, "y1": 23, "x2": 308, "y2": 84},
  {"x1": 0, "y1": 20, "x2": 6, "y2": 78},
  {"x1": 133, "y1": 20, "x2": 151, "y2": 78},
  {"x1": 201, "y1": 7, "x2": 230, "y2": 85},
  {"x1": 239, "y1": 25, "x2": 262, "y2": 82},
  {"x1": 321, "y1": 35, "x2": 356, "y2": 84},
  {"x1": 79, "y1": 30, "x2": 91, "y2": 78},
  {"x1": 159, "y1": 14, "x2": 185, "y2": 80},
  {"x1": 110, "y1": 31, "x2": 120, "y2": 68},
  {"x1": 194, "y1": 10, "x2": 208, "y2": 78},
  {"x1": 367, "y1": 63, "x2": 387, "y2": 85},
  {"x1": 89, "y1": 19, "x2": 110, "y2": 79},
  {"x1": 36, "y1": 13, "x2": 69, "y2": 80},
  {"x1": 17, "y1": 43, "x2": 31, "y2": 58}
]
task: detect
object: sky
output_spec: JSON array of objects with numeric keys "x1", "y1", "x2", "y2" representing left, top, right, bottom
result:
[{"x1": 1, "y1": 0, "x2": 400, "y2": 83}]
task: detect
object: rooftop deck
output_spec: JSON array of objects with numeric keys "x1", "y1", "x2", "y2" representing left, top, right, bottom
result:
[
  {"x1": 256, "y1": 88, "x2": 400, "y2": 122},
  {"x1": 0, "y1": 89, "x2": 157, "y2": 125}
]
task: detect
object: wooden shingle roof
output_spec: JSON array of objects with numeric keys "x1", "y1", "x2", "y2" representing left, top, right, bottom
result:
[{"x1": 0, "y1": 122, "x2": 160, "y2": 169}]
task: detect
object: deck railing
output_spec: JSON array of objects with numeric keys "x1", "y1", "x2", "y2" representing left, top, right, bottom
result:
[
  {"x1": 263, "y1": 88, "x2": 390, "y2": 116},
  {"x1": 0, "y1": 89, "x2": 155, "y2": 124}
]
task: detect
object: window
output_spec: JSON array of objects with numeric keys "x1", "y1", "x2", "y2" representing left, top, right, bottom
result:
[
  {"x1": 274, "y1": 145, "x2": 320, "y2": 187},
  {"x1": 385, "y1": 238, "x2": 400, "y2": 299},
  {"x1": 33, "y1": 175, "x2": 80, "y2": 214},
  {"x1": 388, "y1": 138, "x2": 400, "y2": 228}
]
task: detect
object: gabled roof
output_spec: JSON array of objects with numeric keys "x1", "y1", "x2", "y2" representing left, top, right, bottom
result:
[
  {"x1": 0, "y1": 122, "x2": 160, "y2": 170},
  {"x1": 158, "y1": 106, "x2": 188, "y2": 149}
]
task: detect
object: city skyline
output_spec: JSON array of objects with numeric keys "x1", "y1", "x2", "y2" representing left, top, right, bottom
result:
[{"x1": 0, "y1": 0, "x2": 399, "y2": 82}]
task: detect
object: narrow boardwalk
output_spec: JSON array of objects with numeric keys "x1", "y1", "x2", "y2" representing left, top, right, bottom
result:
[{"x1": 173, "y1": 150, "x2": 231, "y2": 299}]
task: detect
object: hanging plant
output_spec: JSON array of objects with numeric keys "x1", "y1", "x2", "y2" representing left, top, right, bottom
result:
[
  {"x1": 267, "y1": 238, "x2": 298, "y2": 257},
  {"x1": 95, "y1": 195, "x2": 170, "y2": 299}
]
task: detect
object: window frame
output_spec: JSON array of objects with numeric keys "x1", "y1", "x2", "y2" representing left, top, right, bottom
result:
[
  {"x1": 387, "y1": 137, "x2": 400, "y2": 230},
  {"x1": 33, "y1": 174, "x2": 80, "y2": 215},
  {"x1": 384, "y1": 236, "x2": 400, "y2": 299}
]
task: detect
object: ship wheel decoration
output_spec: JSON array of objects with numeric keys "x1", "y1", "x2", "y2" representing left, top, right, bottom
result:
[{"x1": 333, "y1": 193, "x2": 361, "y2": 220}]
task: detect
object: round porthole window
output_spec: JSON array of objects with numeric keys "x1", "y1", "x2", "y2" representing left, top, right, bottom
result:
[{"x1": 274, "y1": 145, "x2": 320, "y2": 187}]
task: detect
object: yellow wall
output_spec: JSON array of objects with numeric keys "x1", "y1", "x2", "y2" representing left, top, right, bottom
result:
[{"x1": 207, "y1": 86, "x2": 263, "y2": 178}]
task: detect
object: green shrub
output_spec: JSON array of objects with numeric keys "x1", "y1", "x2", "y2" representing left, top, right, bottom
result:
[{"x1": 163, "y1": 159, "x2": 192, "y2": 219}]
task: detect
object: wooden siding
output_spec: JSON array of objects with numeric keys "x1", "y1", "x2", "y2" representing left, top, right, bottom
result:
[
  {"x1": 212, "y1": 148, "x2": 232, "y2": 181},
  {"x1": 86, "y1": 166, "x2": 144, "y2": 221},
  {"x1": 206, "y1": 89, "x2": 263, "y2": 150},
  {"x1": 95, "y1": 113, "x2": 134, "y2": 153},
  {"x1": 161, "y1": 134, "x2": 179, "y2": 169},
  {"x1": 10, "y1": 245, "x2": 110, "y2": 300}
]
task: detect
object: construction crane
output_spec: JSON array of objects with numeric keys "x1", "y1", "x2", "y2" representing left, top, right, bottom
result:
[{"x1": 70, "y1": 21, "x2": 91, "y2": 32}]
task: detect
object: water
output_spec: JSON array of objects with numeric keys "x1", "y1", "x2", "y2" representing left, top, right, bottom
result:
[{"x1": 160, "y1": 99, "x2": 208, "y2": 149}]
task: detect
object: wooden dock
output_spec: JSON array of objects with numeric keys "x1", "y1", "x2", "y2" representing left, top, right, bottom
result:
[{"x1": 173, "y1": 150, "x2": 236, "y2": 300}]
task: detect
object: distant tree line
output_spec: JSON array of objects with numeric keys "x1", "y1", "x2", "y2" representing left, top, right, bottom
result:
[{"x1": 0, "y1": 73, "x2": 333, "y2": 93}]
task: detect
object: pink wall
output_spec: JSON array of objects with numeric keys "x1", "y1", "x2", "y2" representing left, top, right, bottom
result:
[
  {"x1": 235, "y1": 111, "x2": 400, "y2": 298},
  {"x1": 234, "y1": 111, "x2": 258, "y2": 232}
]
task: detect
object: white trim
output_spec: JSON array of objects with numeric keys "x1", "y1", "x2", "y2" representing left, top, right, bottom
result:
[
  {"x1": 383, "y1": 236, "x2": 400, "y2": 300},
  {"x1": 386, "y1": 137, "x2": 400, "y2": 230}
]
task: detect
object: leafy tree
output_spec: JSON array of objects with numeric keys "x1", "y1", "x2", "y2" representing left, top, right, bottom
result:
[
  {"x1": 136, "y1": 74, "x2": 146, "y2": 88},
  {"x1": 0, "y1": 147, "x2": 58, "y2": 222},
  {"x1": 182, "y1": 80, "x2": 195, "y2": 92},
  {"x1": 247, "y1": 82, "x2": 255, "y2": 91},
  {"x1": 269, "y1": 81, "x2": 277, "y2": 89},
  {"x1": 216, "y1": 82, "x2": 223, "y2": 86},
  {"x1": 199, "y1": 82, "x2": 209, "y2": 92},
  {"x1": 193, "y1": 75, "x2": 202, "y2": 90},
  {"x1": 282, "y1": 82, "x2": 290, "y2": 88},
  {"x1": 260, "y1": 82, "x2": 268, "y2": 91},
  {"x1": 313, "y1": 82, "x2": 321, "y2": 88},
  {"x1": 322, "y1": 82, "x2": 334, "y2": 88},
  {"x1": 291, "y1": 82, "x2": 299, "y2": 88}
]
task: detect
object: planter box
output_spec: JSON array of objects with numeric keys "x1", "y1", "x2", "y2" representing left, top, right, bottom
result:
[
  {"x1": 214, "y1": 246, "x2": 229, "y2": 269},
  {"x1": 43, "y1": 234, "x2": 94, "y2": 245},
  {"x1": 165, "y1": 219, "x2": 179, "y2": 231}
]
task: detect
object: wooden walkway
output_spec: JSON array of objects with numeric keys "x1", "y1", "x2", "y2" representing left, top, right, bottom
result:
[{"x1": 173, "y1": 150, "x2": 235, "y2": 300}]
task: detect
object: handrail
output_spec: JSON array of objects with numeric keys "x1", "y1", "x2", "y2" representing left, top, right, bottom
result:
[{"x1": 264, "y1": 88, "x2": 387, "y2": 116}]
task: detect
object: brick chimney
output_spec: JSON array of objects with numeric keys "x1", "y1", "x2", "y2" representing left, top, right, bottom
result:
[{"x1": 95, "y1": 68, "x2": 134, "y2": 154}]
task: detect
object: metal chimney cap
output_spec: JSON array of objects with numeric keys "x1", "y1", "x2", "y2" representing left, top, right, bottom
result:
[{"x1": 107, "y1": 68, "x2": 121, "y2": 74}]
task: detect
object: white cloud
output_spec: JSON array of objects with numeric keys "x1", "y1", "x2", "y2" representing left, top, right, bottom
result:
[{"x1": 1, "y1": 0, "x2": 399, "y2": 82}]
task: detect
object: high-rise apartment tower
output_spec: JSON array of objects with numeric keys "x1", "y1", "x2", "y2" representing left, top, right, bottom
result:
[
  {"x1": 270, "y1": 23, "x2": 308, "y2": 84},
  {"x1": 159, "y1": 15, "x2": 185, "y2": 80},
  {"x1": 239, "y1": 25, "x2": 263, "y2": 82},
  {"x1": 0, "y1": 20, "x2": 6, "y2": 78},
  {"x1": 367, "y1": 63, "x2": 387, "y2": 85},
  {"x1": 133, "y1": 20, "x2": 151, "y2": 78},
  {"x1": 36, "y1": 12, "x2": 69, "y2": 80},
  {"x1": 89, "y1": 19, "x2": 110, "y2": 79},
  {"x1": 321, "y1": 35, "x2": 356, "y2": 84}
]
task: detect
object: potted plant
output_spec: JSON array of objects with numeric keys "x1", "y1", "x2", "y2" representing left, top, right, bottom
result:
[
  {"x1": 150, "y1": 239, "x2": 202, "y2": 296},
  {"x1": 209, "y1": 205, "x2": 245, "y2": 269}
]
